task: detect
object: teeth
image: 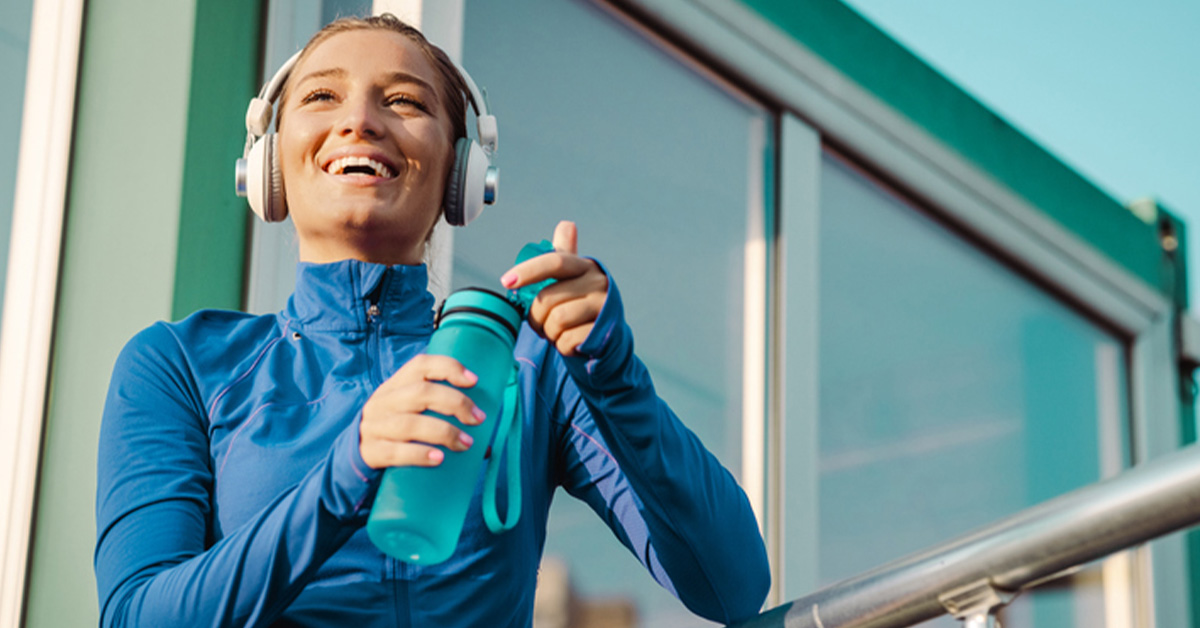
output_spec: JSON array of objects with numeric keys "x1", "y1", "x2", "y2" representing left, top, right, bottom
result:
[{"x1": 326, "y1": 155, "x2": 396, "y2": 178}]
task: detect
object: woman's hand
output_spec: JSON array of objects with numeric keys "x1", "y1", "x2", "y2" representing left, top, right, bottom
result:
[
  {"x1": 359, "y1": 355, "x2": 485, "y2": 469},
  {"x1": 500, "y1": 221, "x2": 609, "y2": 357}
]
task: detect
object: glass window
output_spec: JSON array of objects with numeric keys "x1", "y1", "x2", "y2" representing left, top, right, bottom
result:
[
  {"x1": 0, "y1": 0, "x2": 36, "y2": 328},
  {"x1": 459, "y1": 0, "x2": 768, "y2": 625},
  {"x1": 806, "y1": 152, "x2": 1131, "y2": 626}
]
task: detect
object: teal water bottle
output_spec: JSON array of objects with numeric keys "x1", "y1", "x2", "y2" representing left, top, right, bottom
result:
[{"x1": 367, "y1": 287, "x2": 524, "y2": 565}]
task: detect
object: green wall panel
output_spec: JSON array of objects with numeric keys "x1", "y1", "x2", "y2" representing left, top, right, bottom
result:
[
  {"x1": 739, "y1": 0, "x2": 1182, "y2": 304},
  {"x1": 173, "y1": 0, "x2": 264, "y2": 318}
]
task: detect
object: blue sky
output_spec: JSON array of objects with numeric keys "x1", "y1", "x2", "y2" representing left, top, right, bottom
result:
[{"x1": 839, "y1": 0, "x2": 1200, "y2": 307}]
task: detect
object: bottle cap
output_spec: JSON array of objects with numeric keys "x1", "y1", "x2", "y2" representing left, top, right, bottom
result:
[{"x1": 507, "y1": 239, "x2": 557, "y2": 314}]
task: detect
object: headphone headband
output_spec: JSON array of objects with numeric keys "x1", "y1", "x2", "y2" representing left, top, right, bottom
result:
[{"x1": 245, "y1": 51, "x2": 299, "y2": 137}]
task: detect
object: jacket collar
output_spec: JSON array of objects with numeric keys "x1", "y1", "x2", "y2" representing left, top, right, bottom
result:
[{"x1": 284, "y1": 260, "x2": 436, "y2": 333}]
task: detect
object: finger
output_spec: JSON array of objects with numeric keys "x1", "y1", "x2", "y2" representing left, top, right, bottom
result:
[
  {"x1": 367, "y1": 378, "x2": 486, "y2": 428},
  {"x1": 361, "y1": 410, "x2": 476, "y2": 447},
  {"x1": 552, "y1": 220, "x2": 578, "y2": 255},
  {"x1": 541, "y1": 293, "x2": 604, "y2": 345},
  {"x1": 386, "y1": 354, "x2": 479, "y2": 389},
  {"x1": 527, "y1": 273, "x2": 608, "y2": 332},
  {"x1": 502, "y1": 252, "x2": 599, "y2": 292},
  {"x1": 554, "y1": 326, "x2": 593, "y2": 357},
  {"x1": 404, "y1": 381, "x2": 488, "y2": 426},
  {"x1": 361, "y1": 439, "x2": 450, "y2": 469}
]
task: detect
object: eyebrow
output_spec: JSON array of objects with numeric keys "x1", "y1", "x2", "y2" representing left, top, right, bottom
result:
[{"x1": 292, "y1": 67, "x2": 439, "y2": 97}]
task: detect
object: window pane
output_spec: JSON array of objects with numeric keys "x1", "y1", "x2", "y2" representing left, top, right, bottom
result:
[
  {"x1": 814, "y1": 152, "x2": 1130, "y2": 626},
  {"x1": 460, "y1": 0, "x2": 767, "y2": 625}
]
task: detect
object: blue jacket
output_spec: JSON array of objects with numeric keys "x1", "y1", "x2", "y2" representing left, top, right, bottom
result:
[{"x1": 94, "y1": 260, "x2": 769, "y2": 627}]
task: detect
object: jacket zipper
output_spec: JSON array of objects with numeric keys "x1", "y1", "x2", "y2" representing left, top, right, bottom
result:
[
  {"x1": 364, "y1": 268, "x2": 387, "y2": 387},
  {"x1": 363, "y1": 270, "x2": 411, "y2": 591}
]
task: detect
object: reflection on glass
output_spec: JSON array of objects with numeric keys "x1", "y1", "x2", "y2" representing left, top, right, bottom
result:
[
  {"x1": 815, "y1": 153, "x2": 1130, "y2": 626},
  {"x1": 461, "y1": 0, "x2": 765, "y2": 625}
]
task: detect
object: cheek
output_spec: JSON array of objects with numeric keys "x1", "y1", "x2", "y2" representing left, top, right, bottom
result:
[
  {"x1": 436, "y1": 144, "x2": 456, "y2": 187},
  {"x1": 409, "y1": 137, "x2": 454, "y2": 199},
  {"x1": 275, "y1": 131, "x2": 306, "y2": 185}
]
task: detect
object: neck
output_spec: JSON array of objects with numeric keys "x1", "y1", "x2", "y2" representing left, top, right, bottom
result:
[{"x1": 298, "y1": 237, "x2": 426, "y2": 267}]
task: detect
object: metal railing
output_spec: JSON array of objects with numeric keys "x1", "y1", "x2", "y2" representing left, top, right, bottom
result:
[{"x1": 732, "y1": 442, "x2": 1200, "y2": 628}]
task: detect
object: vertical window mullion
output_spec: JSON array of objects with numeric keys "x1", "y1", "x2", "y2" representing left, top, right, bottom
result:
[{"x1": 771, "y1": 112, "x2": 822, "y2": 605}]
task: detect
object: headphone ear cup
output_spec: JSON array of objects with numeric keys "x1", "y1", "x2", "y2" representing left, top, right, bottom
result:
[
  {"x1": 459, "y1": 141, "x2": 491, "y2": 226},
  {"x1": 245, "y1": 136, "x2": 268, "y2": 221},
  {"x1": 443, "y1": 137, "x2": 473, "y2": 226},
  {"x1": 244, "y1": 134, "x2": 288, "y2": 222},
  {"x1": 263, "y1": 135, "x2": 287, "y2": 222}
]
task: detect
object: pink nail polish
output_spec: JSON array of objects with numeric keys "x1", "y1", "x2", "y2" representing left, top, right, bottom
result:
[
  {"x1": 428, "y1": 449, "x2": 444, "y2": 463},
  {"x1": 459, "y1": 432, "x2": 474, "y2": 447},
  {"x1": 462, "y1": 369, "x2": 479, "y2": 384},
  {"x1": 500, "y1": 272, "x2": 518, "y2": 288},
  {"x1": 472, "y1": 406, "x2": 487, "y2": 423}
]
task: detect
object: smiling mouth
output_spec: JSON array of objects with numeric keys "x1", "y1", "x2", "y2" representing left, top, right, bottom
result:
[{"x1": 325, "y1": 156, "x2": 396, "y2": 179}]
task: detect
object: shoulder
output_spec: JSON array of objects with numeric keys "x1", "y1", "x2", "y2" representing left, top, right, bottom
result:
[
  {"x1": 113, "y1": 309, "x2": 285, "y2": 400},
  {"x1": 119, "y1": 309, "x2": 273, "y2": 361},
  {"x1": 169, "y1": 308, "x2": 278, "y2": 341}
]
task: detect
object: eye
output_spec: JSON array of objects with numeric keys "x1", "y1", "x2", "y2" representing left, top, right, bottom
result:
[
  {"x1": 300, "y1": 88, "x2": 337, "y2": 104},
  {"x1": 386, "y1": 93, "x2": 429, "y2": 112}
]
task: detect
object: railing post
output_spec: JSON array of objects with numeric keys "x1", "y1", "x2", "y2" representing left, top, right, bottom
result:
[
  {"x1": 960, "y1": 613, "x2": 998, "y2": 628},
  {"x1": 938, "y1": 579, "x2": 1014, "y2": 628}
]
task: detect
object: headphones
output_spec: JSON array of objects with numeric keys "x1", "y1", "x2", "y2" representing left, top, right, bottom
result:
[{"x1": 234, "y1": 50, "x2": 499, "y2": 226}]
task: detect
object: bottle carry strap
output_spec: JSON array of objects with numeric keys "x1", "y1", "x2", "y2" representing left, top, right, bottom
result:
[{"x1": 483, "y1": 365, "x2": 521, "y2": 533}]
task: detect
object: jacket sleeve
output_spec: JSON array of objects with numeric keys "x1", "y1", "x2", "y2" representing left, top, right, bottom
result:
[
  {"x1": 554, "y1": 267, "x2": 771, "y2": 624},
  {"x1": 94, "y1": 323, "x2": 380, "y2": 628}
]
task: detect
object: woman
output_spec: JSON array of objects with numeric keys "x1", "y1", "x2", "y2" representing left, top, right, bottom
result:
[{"x1": 94, "y1": 14, "x2": 769, "y2": 627}]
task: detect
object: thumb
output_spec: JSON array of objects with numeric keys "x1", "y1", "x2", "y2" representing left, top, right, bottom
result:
[{"x1": 552, "y1": 220, "x2": 578, "y2": 255}]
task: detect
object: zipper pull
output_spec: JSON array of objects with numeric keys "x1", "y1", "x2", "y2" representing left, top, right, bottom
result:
[{"x1": 365, "y1": 268, "x2": 389, "y2": 324}]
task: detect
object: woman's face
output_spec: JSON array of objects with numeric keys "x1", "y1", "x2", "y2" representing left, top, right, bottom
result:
[{"x1": 277, "y1": 29, "x2": 456, "y2": 265}]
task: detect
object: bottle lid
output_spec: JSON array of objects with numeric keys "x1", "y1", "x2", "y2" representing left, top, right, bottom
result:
[{"x1": 507, "y1": 239, "x2": 557, "y2": 314}]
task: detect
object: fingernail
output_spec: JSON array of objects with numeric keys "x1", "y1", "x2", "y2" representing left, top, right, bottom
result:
[
  {"x1": 428, "y1": 449, "x2": 444, "y2": 463},
  {"x1": 472, "y1": 406, "x2": 487, "y2": 423},
  {"x1": 500, "y1": 272, "x2": 518, "y2": 288},
  {"x1": 463, "y1": 369, "x2": 479, "y2": 384},
  {"x1": 459, "y1": 432, "x2": 474, "y2": 447}
]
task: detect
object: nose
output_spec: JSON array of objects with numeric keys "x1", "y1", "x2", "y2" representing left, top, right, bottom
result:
[{"x1": 338, "y1": 95, "x2": 384, "y2": 138}]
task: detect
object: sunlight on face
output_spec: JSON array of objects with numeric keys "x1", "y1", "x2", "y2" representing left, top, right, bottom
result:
[{"x1": 278, "y1": 29, "x2": 457, "y2": 266}]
